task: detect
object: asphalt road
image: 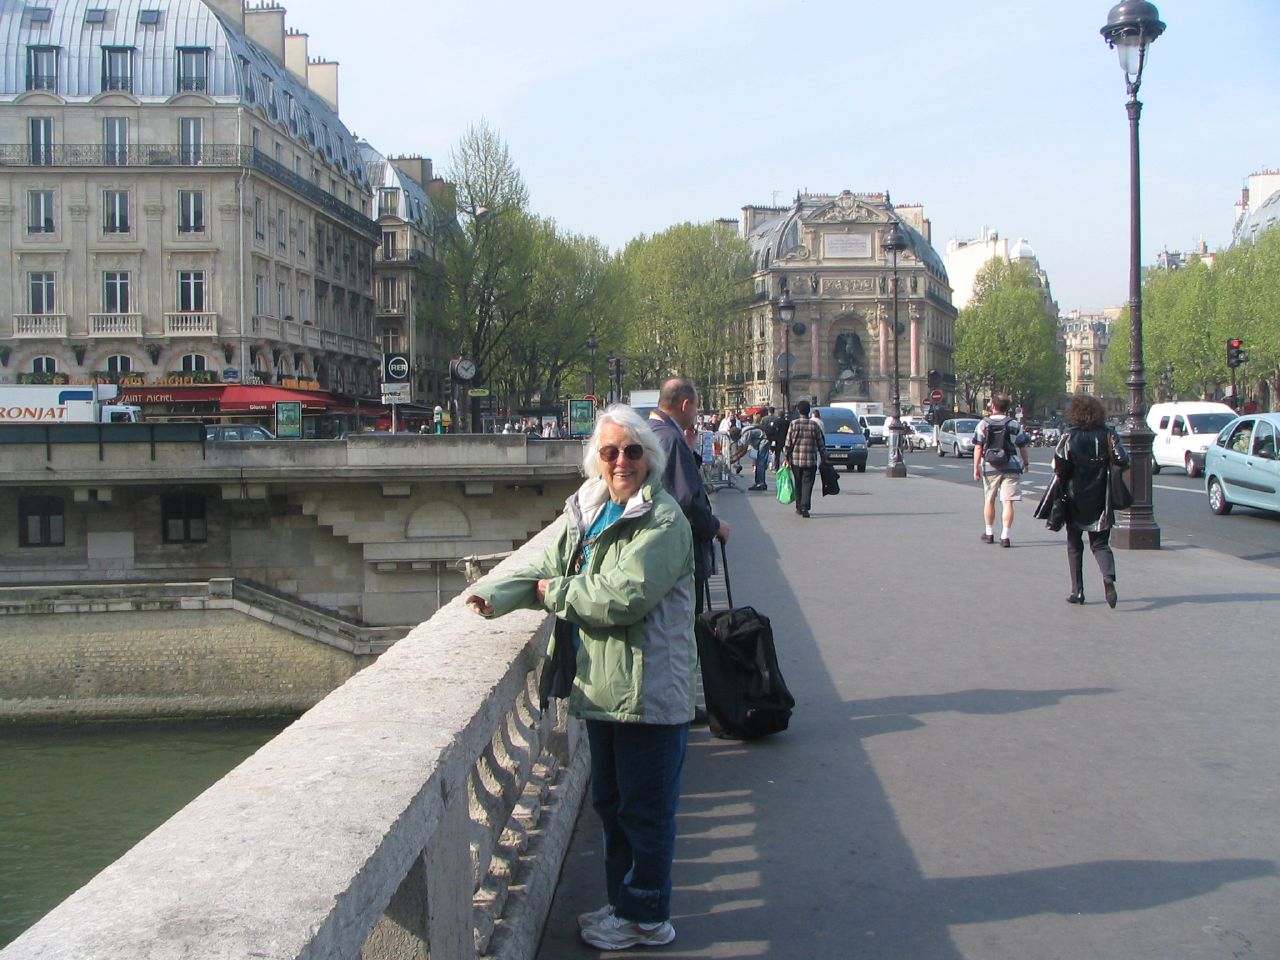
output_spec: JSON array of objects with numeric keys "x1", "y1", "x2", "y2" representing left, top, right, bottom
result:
[
  {"x1": 537, "y1": 464, "x2": 1280, "y2": 960},
  {"x1": 877, "y1": 444, "x2": 1280, "y2": 571}
]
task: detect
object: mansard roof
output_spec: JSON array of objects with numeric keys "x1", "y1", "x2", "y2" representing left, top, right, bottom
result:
[
  {"x1": 0, "y1": 0, "x2": 366, "y2": 187},
  {"x1": 1234, "y1": 187, "x2": 1280, "y2": 247},
  {"x1": 747, "y1": 191, "x2": 949, "y2": 282},
  {"x1": 359, "y1": 142, "x2": 445, "y2": 234}
]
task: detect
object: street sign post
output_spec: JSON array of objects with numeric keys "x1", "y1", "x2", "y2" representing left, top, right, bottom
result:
[{"x1": 929, "y1": 389, "x2": 943, "y2": 404}]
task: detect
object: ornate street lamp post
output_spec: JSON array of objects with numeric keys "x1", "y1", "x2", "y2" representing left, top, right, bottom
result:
[
  {"x1": 1101, "y1": 0, "x2": 1165, "y2": 549},
  {"x1": 883, "y1": 220, "x2": 908, "y2": 478},
  {"x1": 776, "y1": 288, "x2": 795, "y2": 415},
  {"x1": 586, "y1": 334, "x2": 598, "y2": 400}
]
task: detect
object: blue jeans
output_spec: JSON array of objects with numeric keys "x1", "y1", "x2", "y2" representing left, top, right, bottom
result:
[
  {"x1": 586, "y1": 719, "x2": 688, "y2": 923},
  {"x1": 754, "y1": 444, "x2": 769, "y2": 486}
]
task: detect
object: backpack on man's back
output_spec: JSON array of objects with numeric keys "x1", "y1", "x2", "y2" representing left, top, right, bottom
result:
[{"x1": 981, "y1": 416, "x2": 1017, "y2": 469}]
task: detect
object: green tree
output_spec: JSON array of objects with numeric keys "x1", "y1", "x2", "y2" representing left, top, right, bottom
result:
[
  {"x1": 440, "y1": 121, "x2": 536, "y2": 395},
  {"x1": 496, "y1": 220, "x2": 625, "y2": 408},
  {"x1": 1097, "y1": 306, "x2": 1130, "y2": 402},
  {"x1": 1217, "y1": 231, "x2": 1280, "y2": 409},
  {"x1": 1141, "y1": 257, "x2": 1220, "y2": 400},
  {"x1": 614, "y1": 223, "x2": 754, "y2": 398},
  {"x1": 954, "y1": 259, "x2": 1063, "y2": 414}
]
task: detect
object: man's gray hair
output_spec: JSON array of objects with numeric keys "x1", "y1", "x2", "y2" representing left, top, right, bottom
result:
[{"x1": 582, "y1": 404, "x2": 667, "y2": 480}]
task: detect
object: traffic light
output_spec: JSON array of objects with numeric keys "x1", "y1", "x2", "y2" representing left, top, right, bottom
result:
[
  {"x1": 1227, "y1": 338, "x2": 1245, "y2": 368},
  {"x1": 927, "y1": 368, "x2": 941, "y2": 390}
]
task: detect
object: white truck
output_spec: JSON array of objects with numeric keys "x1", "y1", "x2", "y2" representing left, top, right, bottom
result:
[
  {"x1": 0, "y1": 384, "x2": 143, "y2": 424},
  {"x1": 627, "y1": 389, "x2": 661, "y2": 418}
]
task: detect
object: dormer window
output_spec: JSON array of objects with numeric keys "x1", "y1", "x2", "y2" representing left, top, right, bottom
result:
[
  {"x1": 137, "y1": 9, "x2": 161, "y2": 25},
  {"x1": 26, "y1": 47, "x2": 58, "y2": 91},
  {"x1": 177, "y1": 47, "x2": 208, "y2": 92},
  {"x1": 84, "y1": 8, "x2": 107, "y2": 24},
  {"x1": 28, "y1": 7, "x2": 53, "y2": 24},
  {"x1": 102, "y1": 47, "x2": 133, "y2": 92},
  {"x1": 239, "y1": 58, "x2": 255, "y2": 104}
]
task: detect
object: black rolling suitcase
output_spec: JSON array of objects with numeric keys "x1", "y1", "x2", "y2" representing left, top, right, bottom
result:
[{"x1": 695, "y1": 542, "x2": 794, "y2": 739}]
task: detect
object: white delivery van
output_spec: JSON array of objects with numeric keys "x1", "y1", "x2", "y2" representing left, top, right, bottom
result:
[{"x1": 1145, "y1": 401, "x2": 1237, "y2": 477}]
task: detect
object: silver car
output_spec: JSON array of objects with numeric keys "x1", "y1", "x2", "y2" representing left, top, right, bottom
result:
[{"x1": 937, "y1": 418, "x2": 979, "y2": 458}]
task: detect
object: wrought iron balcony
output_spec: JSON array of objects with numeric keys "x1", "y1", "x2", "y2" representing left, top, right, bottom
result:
[{"x1": 0, "y1": 143, "x2": 379, "y2": 239}]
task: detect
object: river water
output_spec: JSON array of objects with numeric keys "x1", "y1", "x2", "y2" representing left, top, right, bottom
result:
[{"x1": 0, "y1": 718, "x2": 293, "y2": 948}]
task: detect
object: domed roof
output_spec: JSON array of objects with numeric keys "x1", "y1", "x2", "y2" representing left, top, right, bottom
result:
[
  {"x1": 1010, "y1": 237, "x2": 1037, "y2": 261},
  {"x1": 747, "y1": 193, "x2": 949, "y2": 282}
]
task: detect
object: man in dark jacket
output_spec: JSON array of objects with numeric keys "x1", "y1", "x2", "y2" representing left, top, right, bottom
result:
[
  {"x1": 783, "y1": 400, "x2": 826, "y2": 518},
  {"x1": 650, "y1": 377, "x2": 730, "y2": 614}
]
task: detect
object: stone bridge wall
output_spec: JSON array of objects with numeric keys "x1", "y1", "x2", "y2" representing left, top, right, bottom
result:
[{"x1": 0, "y1": 521, "x2": 586, "y2": 959}]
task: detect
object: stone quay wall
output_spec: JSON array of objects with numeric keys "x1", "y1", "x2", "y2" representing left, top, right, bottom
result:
[
  {"x1": 0, "y1": 521, "x2": 588, "y2": 960},
  {"x1": 0, "y1": 580, "x2": 403, "y2": 723}
]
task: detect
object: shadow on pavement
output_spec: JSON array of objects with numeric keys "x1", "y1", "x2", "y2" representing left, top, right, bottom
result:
[{"x1": 536, "y1": 474, "x2": 1280, "y2": 959}]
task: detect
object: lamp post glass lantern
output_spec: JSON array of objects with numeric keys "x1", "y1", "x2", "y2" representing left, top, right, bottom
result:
[
  {"x1": 1101, "y1": 0, "x2": 1165, "y2": 549},
  {"x1": 882, "y1": 221, "x2": 908, "y2": 478},
  {"x1": 776, "y1": 288, "x2": 795, "y2": 414}
]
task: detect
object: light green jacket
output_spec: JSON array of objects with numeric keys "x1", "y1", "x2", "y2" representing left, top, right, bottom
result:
[{"x1": 473, "y1": 475, "x2": 696, "y2": 725}]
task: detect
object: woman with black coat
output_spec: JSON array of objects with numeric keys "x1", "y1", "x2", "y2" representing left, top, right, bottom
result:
[{"x1": 1052, "y1": 394, "x2": 1130, "y2": 607}]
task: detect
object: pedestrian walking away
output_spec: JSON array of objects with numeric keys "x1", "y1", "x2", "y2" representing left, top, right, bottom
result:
[
  {"x1": 1053, "y1": 393, "x2": 1129, "y2": 607},
  {"x1": 465, "y1": 405, "x2": 694, "y2": 951},
  {"x1": 973, "y1": 393, "x2": 1031, "y2": 546},
  {"x1": 782, "y1": 399, "x2": 827, "y2": 518}
]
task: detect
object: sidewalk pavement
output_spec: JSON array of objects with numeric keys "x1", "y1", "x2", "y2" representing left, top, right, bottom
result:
[{"x1": 536, "y1": 469, "x2": 1280, "y2": 960}]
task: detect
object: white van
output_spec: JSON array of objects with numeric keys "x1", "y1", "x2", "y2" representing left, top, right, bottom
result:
[{"x1": 1145, "y1": 402, "x2": 1238, "y2": 477}]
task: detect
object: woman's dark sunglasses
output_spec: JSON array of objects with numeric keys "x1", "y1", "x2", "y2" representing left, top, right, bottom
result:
[{"x1": 599, "y1": 443, "x2": 644, "y2": 462}]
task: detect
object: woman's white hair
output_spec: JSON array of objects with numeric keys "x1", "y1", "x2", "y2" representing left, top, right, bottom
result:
[{"x1": 583, "y1": 404, "x2": 667, "y2": 481}]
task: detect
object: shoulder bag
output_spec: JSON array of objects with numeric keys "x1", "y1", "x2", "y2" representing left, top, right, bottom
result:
[{"x1": 1107, "y1": 432, "x2": 1133, "y2": 510}]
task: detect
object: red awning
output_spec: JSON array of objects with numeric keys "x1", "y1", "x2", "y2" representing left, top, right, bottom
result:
[
  {"x1": 219, "y1": 386, "x2": 329, "y2": 412},
  {"x1": 120, "y1": 385, "x2": 225, "y2": 405}
]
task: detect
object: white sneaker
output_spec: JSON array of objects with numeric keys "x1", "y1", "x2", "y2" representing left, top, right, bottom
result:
[
  {"x1": 580, "y1": 912, "x2": 676, "y2": 950},
  {"x1": 577, "y1": 903, "x2": 614, "y2": 929}
]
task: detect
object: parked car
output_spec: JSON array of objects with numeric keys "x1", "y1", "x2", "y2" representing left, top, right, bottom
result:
[
  {"x1": 1146, "y1": 401, "x2": 1237, "y2": 478},
  {"x1": 859, "y1": 414, "x2": 890, "y2": 445},
  {"x1": 937, "y1": 418, "x2": 980, "y2": 458},
  {"x1": 1204, "y1": 412, "x2": 1280, "y2": 516},
  {"x1": 205, "y1": 423, "x2": 275, "y2": 441},
  {"x1": 812, "y1": 406, "x2": 869, "y2": 472},
  {"x1": 907, "y1": 421, "x2": 936, "y2": 449}
]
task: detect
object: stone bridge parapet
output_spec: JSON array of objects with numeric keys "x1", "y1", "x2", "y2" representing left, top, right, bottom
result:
[{"x1": 0, "y1": 522, "x2": 586, "y2": 960}]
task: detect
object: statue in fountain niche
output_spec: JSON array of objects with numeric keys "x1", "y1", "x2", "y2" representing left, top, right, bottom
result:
[{"x1": 831, "y1": 330, "x2": 868, "y2": 399}]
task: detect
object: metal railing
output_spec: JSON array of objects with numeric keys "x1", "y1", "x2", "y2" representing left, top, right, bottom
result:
[{"x1": 0, "y1": 144, "x2": 378, "y2": 239}]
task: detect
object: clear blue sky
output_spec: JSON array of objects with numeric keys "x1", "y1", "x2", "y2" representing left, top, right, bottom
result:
[{"x1": 295, "y1": 0, "x2": 1278, "y2": 315}]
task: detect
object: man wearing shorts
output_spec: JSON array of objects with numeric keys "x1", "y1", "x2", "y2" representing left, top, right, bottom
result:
[{"x1": 972, "y1": 393, "x2": 1031, "y2": 547}]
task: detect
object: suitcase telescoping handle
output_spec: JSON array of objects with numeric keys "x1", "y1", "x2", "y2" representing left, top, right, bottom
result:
[{"x1": 718, "y1": 540, "x2": 734, "y2": 609}]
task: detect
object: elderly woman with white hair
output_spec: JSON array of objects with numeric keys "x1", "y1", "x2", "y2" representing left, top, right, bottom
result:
[{"x1": 466, "y1": 404, "x2": 695, "y2": 951}]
